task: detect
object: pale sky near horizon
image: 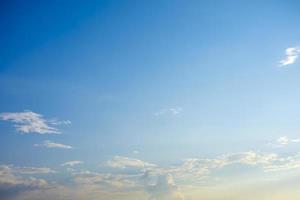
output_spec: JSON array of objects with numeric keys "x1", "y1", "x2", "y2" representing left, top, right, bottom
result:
[{"x1": 1, "y1": 1, "x2": 300, "y2": 200}]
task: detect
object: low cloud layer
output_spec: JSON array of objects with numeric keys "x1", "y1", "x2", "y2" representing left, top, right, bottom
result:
[
  {"x1": 0, "y1": 165, "x2": 50, "y2": 200},
  {"x1": 2, "y1": 151, "x2": 300, "y2": 200}
]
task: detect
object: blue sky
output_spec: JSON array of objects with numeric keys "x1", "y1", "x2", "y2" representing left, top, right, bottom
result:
[{"x1": 1, "y1": 1, "x2": 300, "y2": 200}]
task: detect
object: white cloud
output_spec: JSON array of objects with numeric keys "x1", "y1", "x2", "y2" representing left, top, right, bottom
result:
[
  {"x1": 279, "y1": 47, "x2": 300, "y2": 66},
  {"x1": 2, "y1": 150, "x2": 300, "y2": 200},
  {"x1": 12, "y1": 166, "x2": 55, "y2": 174},
  {"x1": 48, "y1": 119, "x2": 71, "y2": 125},
  {"x1": 34, "y1": 140, "x2": 72, "y2": 149},
  {"x1": 105, "y1": 156, "x2": 156, "y2": 169},
  {"x1": 0, "y1": 110, "x2": 70, "y2": 134},
  {"x1": 278, "y1": 136, "x2": 300, "y2": 145},
  {"x1": 102, "y1": 151, "x2": 300, "y2": 187},
  {"x1": 154, "y1": 107, "x2": 183, "y2": 116},
  {"x1": 62, "y1": 161, "x2": 83, "y2": 167},
  {"x1": 277, "y1": 136, "x2": 289, "y2": 145},
  {"x1": 72, "y1": 170, "x2": 138, "y2": 190},
  {"x1": 268, "y1": 136, "x2": 300, "y2": 148},
  {"x1": 169, "y1": 151, "x2": 278, "y2": 181},
  {"x1": 263, "y1": 153, "x2": 300, "y2": 172}
]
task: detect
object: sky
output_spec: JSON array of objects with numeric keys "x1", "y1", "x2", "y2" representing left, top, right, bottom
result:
[{"x1": 1, "y1": 0, "x2": 300, "y2": 199}]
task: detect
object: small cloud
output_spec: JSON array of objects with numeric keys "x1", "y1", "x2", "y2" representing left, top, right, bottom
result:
[
  {"x1": 133, "y1": 150, "x2": 139, "y2": 155},
  {"x1": 277, "y1": 136, "x2": 289, "y2": 145},
  {"x1": 62, "y1": 161, "x2": 83, "y2": 167},
  {"x1": 105, "y1": 156, "x2": 156, "y2": 169},
  {"x1": 154, "y1": 107, "x2": 183, "y2": 117},
  {"x1": 34, "y1": 140, "x2": 72, "y2": 149},
  {"x1": 13, "y1": 166, "x2": 56, "y2": 174},
  {"x1": 267, "y1": 136, "x2": 300, "y2": 148},
  {"x1": 0, "y1": 110, "x2": 70, "y2": 134},
  {"x1": 279, "y1": 47, "x2": 300, "y2": 66}
]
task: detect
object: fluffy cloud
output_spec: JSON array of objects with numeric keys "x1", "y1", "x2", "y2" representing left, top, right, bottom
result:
[
  {"x1": 62, "y1": 161, "x2": 83, "y2": 167},
  {"x1": 279, "y1": 47, "x2": 300, "y2": 66},
  {"x1": 34, "y1": 140, "x2": 72, "y2": 149},
  {"x1": 105, "y1": 156, "x2": 156, "y2": 169},
  {"x1": 0, "y1": 110, "x2": 70, "y2": 134},
  {"x1": 154, "y1": 107, "x2": 183, "y2": 116}
]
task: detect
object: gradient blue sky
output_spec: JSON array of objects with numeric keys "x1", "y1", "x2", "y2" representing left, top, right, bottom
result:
[{"x1": 1, "y1": 1, "x2": 300, "y2": 200}]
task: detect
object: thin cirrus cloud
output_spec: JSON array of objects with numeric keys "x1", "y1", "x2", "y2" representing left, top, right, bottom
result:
[
  {"x1": 268, "y1": 136, "x2": 300, "y2": 148},
  {"x1": 279, "y1": 47, "x2": 300, "y2": 66},
  {"x1": 0, "y1": 110, "x2": 70, "y2": 134},
  {"x1": 62, "y1": 161, "x2": 83, "y2": 167},
  {"x1": 104, "y1": 156, "x2": 156, "y2": 169},
  {"x1": 34, "y1": 140, "x2": 72, "y2": 149},
  {"x1": 154, "y1": 107, "x2": 183, "y2": 117},
  {"x1": 12, "y1": 166, "x2": 56, "y2": 174}
]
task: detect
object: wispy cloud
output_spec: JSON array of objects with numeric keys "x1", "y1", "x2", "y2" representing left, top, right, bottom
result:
[
  {"x1": 279, "y1": 47, "x2": 300, "y2": 66},
  {"x1": 277, "y1": 136, "x2": 300, "y2": 145},
  {"x1": 267, "y1": 136, "x2": 300, "y2": 148},
  {"x1": 0, "y1": 110, "x2": 70, "y2": 134},
  {"x1": 34, "y1": 140, "x2": 72, "y2": 149},
  {"x1": 72, "y1": 170, "x2": 138, "y2": 190},
  {"x1": 154, "y1": 107, "x2": 183, "y2": 117},
  {"x1": 170, "y1": 151, "x2": 278, "y2": 181},
  {"x1": 12, "y1": 166, "x2": 56, "y2": 174},
  {"x1": 104, "y1": 156, "x2": 156, "y2": 169},
  {"x1": 62, "y1": 161, "x2": 83, "y2": 167}
]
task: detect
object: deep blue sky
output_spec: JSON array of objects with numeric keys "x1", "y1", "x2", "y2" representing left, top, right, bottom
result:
[{"x1": 1, "y1": 0, "x2": 300, "y2": 163}]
